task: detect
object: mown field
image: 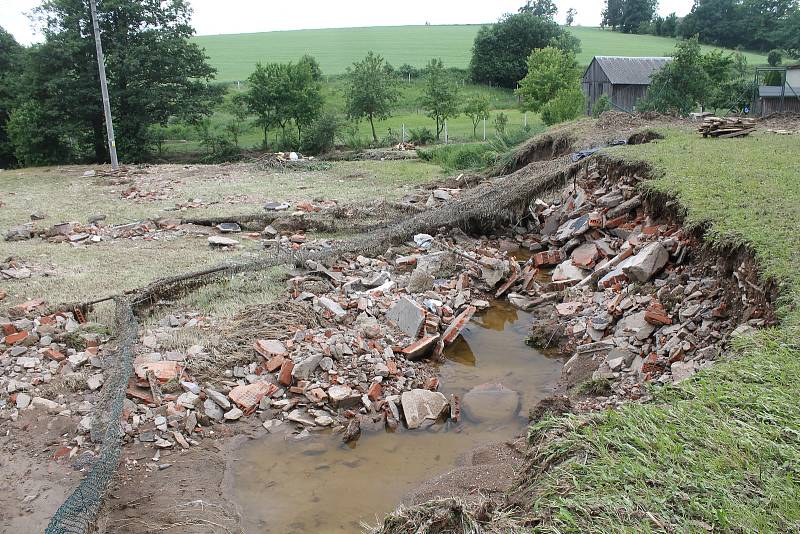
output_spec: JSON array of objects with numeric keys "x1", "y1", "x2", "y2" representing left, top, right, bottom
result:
[{"x1": 194, "y1": 25, "x2": 769, "y2": 82}]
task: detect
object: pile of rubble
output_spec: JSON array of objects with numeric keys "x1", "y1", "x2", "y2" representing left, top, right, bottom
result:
[
  {"x1": 451, "y1": 161, "x2": 771, "y2": 408},
  {"x1": 699, "y1": 116, "x2": 756, "y2": 138}
]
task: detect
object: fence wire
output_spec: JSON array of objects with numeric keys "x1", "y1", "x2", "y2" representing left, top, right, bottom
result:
[{"x1": 45, "y1": 298, "x2": 138, "y2": 534}]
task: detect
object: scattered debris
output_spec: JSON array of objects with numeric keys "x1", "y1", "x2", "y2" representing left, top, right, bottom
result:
[{"x1": 699, "y1": 116, "x2": 756, "y2": 138}]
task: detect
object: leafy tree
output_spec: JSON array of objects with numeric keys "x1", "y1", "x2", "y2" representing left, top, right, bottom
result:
[
  {"x1": 619, "y1": 0, "x2": 658, "y2": 33},
  {"x1": 662, "y1": 13, "x2": 679, "y2": 36},
  {"x1": 246, "y1": 62, "x2": 291, "y2": 148},
  {"x1": 299, "y1": 54, "x2": 323, "y2": 81},
  {"x1": 776, "y1": 9, "x2": 800, "y2": 57},
  {"x1": 566, "y1": 8, "x2": 578, "y2": 26},
  {"x1": 520, "y1": 0, "x2": 558, "y2": 18},
  {"x1": 602, "y1": 0, "x2": 624, "y2": 29},
  {"x1": 540, "y1": 85, "x2": 585, "y2": 125},
  {"x1": 640, "y1": 38, "x2": 749, "y2": 114},
  {"x1": 420, "y1": 59, "x2": 460, "y2": 141},
  {"x1": 768, "y1": 48, "x2": 784, "y2": 65},
  {"x1": 516, "y1": 47, "x2": 580, "y2": 113},
  {"x1": 12, "y1": 0, "x2": 219, "y2": 164},
  {"x1": 0, "y1": 27, "x2": 23, "y2": 167},
  {"x1": 464, "y1": 95, "x2": 491, "y2": 138},
  {"x1": 639, "y1": 39, "x2": 710, "y2": 114},
  {"x1": 345, "y1": 52, "x2": 399, "y2": 144},
  {"x1": 469, "y1": 12, "x2": 576, "y2": 88},
  {"x1": 222, "y1": 93, "x2": 250, "y2": 148},
  {"x1": 398, "y1": 63, "x2": 420, "y2": 80},
  {"x1": 289, "y1": 61, "x2": 324, "y2": 139}
]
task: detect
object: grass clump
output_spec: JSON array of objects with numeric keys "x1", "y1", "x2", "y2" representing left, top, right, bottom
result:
[
  {"x1": 418, "y1": 143, "x2": 495, "y2": 171},
  {"x1": 575, "y1": 377, "x2": 612, "y2": 396}
]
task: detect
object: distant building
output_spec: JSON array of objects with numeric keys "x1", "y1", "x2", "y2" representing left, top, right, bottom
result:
[
  {"x1": 582, "y1": 56, "x2": 672, "y2": 115},
  {"x1": 755, "y1": 65, "x2": 800, "y2": 116}
]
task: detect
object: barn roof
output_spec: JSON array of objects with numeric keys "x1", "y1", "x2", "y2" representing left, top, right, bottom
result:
[
  {"x1": 759, "y1": 85, "x2": 800, "y2": 98},
  {"x1": 587, "y1": 56, "x2": 673, "y2": 85}
]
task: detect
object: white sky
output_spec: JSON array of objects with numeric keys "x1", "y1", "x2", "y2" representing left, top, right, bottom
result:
[{"x1": 1, "y1": 0, "x2": 695, "y2": 45}]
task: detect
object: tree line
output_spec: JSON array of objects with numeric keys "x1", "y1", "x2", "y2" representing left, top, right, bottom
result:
[{"x1": 601, "y1": 0, "x2": 800, "y2": 59}]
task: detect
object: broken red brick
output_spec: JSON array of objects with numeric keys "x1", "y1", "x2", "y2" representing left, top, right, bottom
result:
[
  {"x1": 442, "y1": 305, "x2": 476, "y2": 345},
  {"x1": 254, "y1": 339, "x2": 288, "y2": 359},
  {"x1": 229, "y1": 382, "x2": 276, "y2": 410},
  {"x1": 449, "y1": 394, "x2": 461, "y2": 422},
  {"x1": 278, "y1": 360, "x2": 294, "y2": 386},
  {"x1": 604, "y1": 215, "x2": 629, "y2": 229},
  {"x1": 134, "y1": 361, "x2": 180, "y2": 382},
  {"x1": 712, "y1": 303, "x2": 729, "y2": 319},
  {"x1": 533, "y1": 250, "x2": 565, "y2": 267},
  {"x1": 367, "y1": 382, "x2": 382, "y2": 402},
  {"x1": 495, "y1": 271, "x2": 520, "y2": 298},
  {"x1": 641, "y1": 353, "x2": 661, "y2": 375},
  {"x1": 588, "y1": 211, "x2": 604, "y2": 228},
  {"x1": 4, "y1": 331, "x2": 29, "y2": 345},
  {"x1": 386, "y1": 360, "x2": 398, "y2": 376},
  {"x1": 1, "y1": 323, "x2": 16, "y2": 336},
  {"x1": 306, "y1": 387, "x2": 327, "y2": 403},
  {"x1": 43, "y1": 348, "x2": 65, "y2": 362},
  {"x1": 8, "y1": 298, "x2": 45, "y2": 318},
  {"x1": 265, "y1": 354, "x2": 285, "y2": 373},
  {"x1": 644, "y1": 301, "x2": 672, "y2": 326},
  {"x1": 400, "y1": 334, "x2": 440, "y2": 361},
  {"x1": 426, "y1": 377, "x2": 440, "y2": 391}
]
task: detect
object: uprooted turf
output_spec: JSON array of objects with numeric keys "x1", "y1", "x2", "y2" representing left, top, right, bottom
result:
[{"x1": 374, "y1": 129, "x2": 800, "y2": 533}]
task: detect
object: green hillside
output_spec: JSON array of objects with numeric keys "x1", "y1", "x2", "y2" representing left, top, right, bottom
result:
[{"x1": 193, "y1": 25, "x2": 768, "y2": 82}]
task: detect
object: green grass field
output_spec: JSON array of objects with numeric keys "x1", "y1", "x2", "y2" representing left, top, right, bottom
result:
[{"x1": 194, "y1": 25, "x2": 768, "y2": 82}]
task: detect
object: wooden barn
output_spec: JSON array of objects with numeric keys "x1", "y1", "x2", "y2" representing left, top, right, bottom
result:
[
  {"x1": 755, "y1": 65, "x2": 800, "y2": 116},
  {"x1": 582, "y1": 56, "x2": 672, "y2": 115}
]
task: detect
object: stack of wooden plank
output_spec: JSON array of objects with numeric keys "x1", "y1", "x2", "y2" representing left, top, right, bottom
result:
[{"x1": 699, "y1": 116, "x2": 757, "y2": 138}]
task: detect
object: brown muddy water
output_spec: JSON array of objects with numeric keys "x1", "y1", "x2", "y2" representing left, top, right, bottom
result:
[{"x1": 229, "y1": 301, "x2": 564, "y2": 533}]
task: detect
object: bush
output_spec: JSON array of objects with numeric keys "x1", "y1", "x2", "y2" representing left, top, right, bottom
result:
[
  {"x1": 300, "y1": 113, "x2": 341, "y2": 155},
  {"x1": 493, "y1": 112, "x2": 509, "y2": 135},
  {"x1": 592, "y1": 94, "x2": 612, "y2": 117},
  {"x1": 540, "y1": 86, "x2": 585, "y2": 126},
  {"x1": 342, "y1": 123, "x2": 369, "y2": 150},
  {"x1": 418, "y1": 142, "x2": 494, "y2": 171},
  {"x1": 408, "y1": 127, "x2": 435, "y2": 146}
]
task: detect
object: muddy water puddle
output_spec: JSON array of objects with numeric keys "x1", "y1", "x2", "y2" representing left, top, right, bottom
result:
[{"x1": 230, "y1": 301, "x2": 564, "y2": 533}]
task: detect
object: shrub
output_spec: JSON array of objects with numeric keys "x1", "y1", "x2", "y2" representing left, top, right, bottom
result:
[
  {"x1": 493, "y1": 112, "x2": 509, "y2": 135},
  {"x1": 592, "y1": 94, "x2": 612, "y2": 117},
  {"x1": 300, "y1": 113, "x2": 341, "y2": 155},
  {"x1": 342, "y1": 123, "x2": 369, "y2": 150},
  {"x1": 418, "y1": 143, "x2": 494, "y2": 171},
  {"x1": 408, "y1": 127, "x2": 435, "y2": 146},
  {"x1": 540, "y1": 86, "x2": 585, "y2": 126}
]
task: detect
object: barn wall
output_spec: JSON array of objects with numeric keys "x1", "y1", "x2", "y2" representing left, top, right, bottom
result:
[
  {"x1": 611, "y1": 84, "x2": 649, "y2": 112},
  {"x1": 760, "y1": 97, "x2": 800, "y2": 115},
  {"x1": 582, "y1": 60, "x2": 611, "y2": 115}
]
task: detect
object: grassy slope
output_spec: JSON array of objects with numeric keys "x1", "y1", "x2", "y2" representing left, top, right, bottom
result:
[
  {"x1": 521, "y1": 130, "x2": 800, "y2": 533},
  {"x1": 194, "y1": 25, "x2": 768, "y2": 81}
]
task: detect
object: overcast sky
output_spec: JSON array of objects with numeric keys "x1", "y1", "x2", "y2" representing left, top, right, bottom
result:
[{"x1": 2, "y1": 0, "x2": 695, "y2": 45}]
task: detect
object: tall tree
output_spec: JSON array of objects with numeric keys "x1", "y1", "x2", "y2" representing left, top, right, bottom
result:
[
  {"x1": 420, "y1": 59, "x2": 460, "y2": 141},
  {"x1": 11, "y1": 0, "x2": 219, "y2": 164},
  {"x1": 619, "y1": 0, "x2": 658, "y2": 33},
  {"x1": 566, "y1": 8, "x2": 578, "y2": 26},
  {"x1": 470, "y1": 12, "x2": 576, "y2": 88},
  {"x1": 602, "y1": 0, "x2": 624, "y2": 29},
  {"x1": 246, "y1": 62, "x2": 292, "y2": 148},
  {"x1": 639, "y1": 38, "x2": 711, "y2": 114},
  {"x1": 519, "y1": 0, "x2": 558, "y2": 18},
  {"x1": 0, "y1": 27, "x2": 23, "y2": 167},
  {"x1": 516, "y1": 47, "x2": 580, "y2": 112},
  {"x1": 289, "y1": 60, "x2": 324, "y2": 139},
  {"x1": 345, "y1": 52, "x2": 398, "y2": 144}
]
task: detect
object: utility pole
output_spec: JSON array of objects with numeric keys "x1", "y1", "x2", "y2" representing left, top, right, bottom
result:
[{"x1": 89, "y1": 0, "x2": 119, "y2": 170}]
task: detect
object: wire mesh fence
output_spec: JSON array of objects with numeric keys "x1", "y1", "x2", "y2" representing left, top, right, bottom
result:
[{"x1": 45, "y1": 298, "x2": 138, "y2": 534}]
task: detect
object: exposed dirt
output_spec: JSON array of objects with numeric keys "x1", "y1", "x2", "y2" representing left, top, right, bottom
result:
[{"x1": 0, "y1": 410, "x2": 81, "y2": 533}]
